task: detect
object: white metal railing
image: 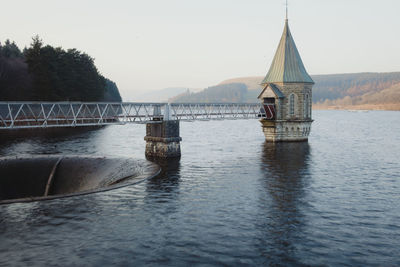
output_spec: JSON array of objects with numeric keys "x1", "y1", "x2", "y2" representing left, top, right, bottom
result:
[
  {"x1": 0, "y1": 102, "x2": 266, "y2": 129},
  {"x1": 170, "y1": 103, "x2": 264, "y2": 121}
]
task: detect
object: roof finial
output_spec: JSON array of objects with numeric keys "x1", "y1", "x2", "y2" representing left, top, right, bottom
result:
[{"x1": 285, "y1": 0, "x2": 288, "y2": 21}]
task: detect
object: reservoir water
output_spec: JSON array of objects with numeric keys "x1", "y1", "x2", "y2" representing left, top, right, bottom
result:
[{"x1": 0, "y1": 110, "x2": 399, "y2": 266}]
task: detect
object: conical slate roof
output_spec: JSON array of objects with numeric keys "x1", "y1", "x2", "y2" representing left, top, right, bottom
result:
[{"x1": 262, "y1": 20, "x2": 314, "y2": 84}]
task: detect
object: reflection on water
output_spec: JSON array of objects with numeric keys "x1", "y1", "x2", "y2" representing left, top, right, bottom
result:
[
  {"x1": 258, "y1": 142, "x2": 311, "y2": 265},
  {"x1": 261, "y1": 142, "x2": 310, "y2": 203},
  {"x1": 1, "y1": 112, "x2": 400, "y2": 266},
  {"x1": 144, "y1": 159, "x2": 182, "y2": 223},
  {"x1": 0, "y1": 127, "x2": 106, "y2": 156},
  {"x1": 146, "y1": 158, "x2": 181, "y2": 198}
]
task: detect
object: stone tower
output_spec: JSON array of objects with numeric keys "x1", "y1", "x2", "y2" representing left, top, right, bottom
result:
[{"x1": 258, "y1": 18, "x2": 314, "y2": 142}]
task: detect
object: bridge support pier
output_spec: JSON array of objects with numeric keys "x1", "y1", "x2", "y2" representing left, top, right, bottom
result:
[{"x1": 144, "y1": 120, "x2": 182, "y2": 159}]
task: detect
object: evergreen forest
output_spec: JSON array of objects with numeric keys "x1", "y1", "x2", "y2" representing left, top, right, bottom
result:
[{"x1": 0, "y1": 36, "x2": 122, "y2": 102}]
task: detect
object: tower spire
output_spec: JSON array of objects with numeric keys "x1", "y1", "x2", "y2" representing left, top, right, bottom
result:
[
  {"x1": 285, "y1": 0, "x2": 288, "y2": 21},
  {"x1": 261, "y1": 9, "x2": 314, "y2": 85}
]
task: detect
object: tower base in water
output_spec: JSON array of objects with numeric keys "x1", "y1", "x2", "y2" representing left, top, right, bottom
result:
[{"x1": 260, "y1": 120, "x2": 312, "y2": 142}]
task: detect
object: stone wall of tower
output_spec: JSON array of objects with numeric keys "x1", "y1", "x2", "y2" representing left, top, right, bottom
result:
[
  {"x1": 260, "y1": 120, "x2": 312, "y2": 142},
  {"x1": 273, "y1": 83, "x2": 313, "y2": 121}
]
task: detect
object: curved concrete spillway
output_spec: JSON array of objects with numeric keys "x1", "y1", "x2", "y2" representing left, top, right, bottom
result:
[{"x1": 0, "y1": 156, "x2": 160, "y2": 204}]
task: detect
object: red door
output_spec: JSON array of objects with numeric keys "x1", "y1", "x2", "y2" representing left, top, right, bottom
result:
[{"x1": 263, "y1": 104, "x2": 276, "y2": 120}]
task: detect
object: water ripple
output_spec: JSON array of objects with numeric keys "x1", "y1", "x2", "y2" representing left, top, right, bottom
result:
[{"x1": 0, "y1": 111, "x2": 400, "y2": 266}]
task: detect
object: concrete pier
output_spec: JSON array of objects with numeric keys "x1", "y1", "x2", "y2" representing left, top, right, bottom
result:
[{"x1": 144, "y1": 120, "x2": 182, "y2": 158}]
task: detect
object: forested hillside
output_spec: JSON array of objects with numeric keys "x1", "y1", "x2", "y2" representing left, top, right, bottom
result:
[
  {"x1": 169, "y1": 83, "x2": 248, "y2": 103},
  {"x1": 171, "y1": 73, "x2": 400, "y2": 110},
  {"x1": 312, "y1": 73, "x2": 400, "y2": 103},
  {"x1": 0, "y1": 37, "x2": 122, "y2": 102},
  {"x1": 136, "y1": 87, "x2": 190, "y2": 102}
]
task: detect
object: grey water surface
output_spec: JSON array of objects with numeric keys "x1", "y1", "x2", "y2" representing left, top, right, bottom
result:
[{"x1": 0, "y1": 110, "x2": 399, "y2": 266}]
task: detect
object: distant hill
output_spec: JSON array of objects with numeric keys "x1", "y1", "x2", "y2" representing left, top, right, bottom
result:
[
  {"x1": 135, "y1": 87, "x2": 190, "y2": 102},
  {"x1": 170, "y1": 73, "x2": 400, "y2": 110},
  {"x1": 219, "y1": 77, "x2": 262, "y2": 90},
  {"x1": 314, "y1": 80, "x2": 400, "y2": 110},
  {"x1": 169, "y1": 83, "x2": 248, "y2": 103},
  {"x1": 312, "y1": 72, "x2": 400, "y2": 102}
]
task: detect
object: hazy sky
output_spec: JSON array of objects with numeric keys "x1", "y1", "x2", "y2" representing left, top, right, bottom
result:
[{"x1": 1, "y1": 0, "x2": 399, "y2": 100}]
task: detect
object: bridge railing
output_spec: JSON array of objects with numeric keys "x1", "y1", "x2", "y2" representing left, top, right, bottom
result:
[
  {"x1": 169, "y1": 103, "x2": 264, "y2": 121},
  {"x1": 0, "y1": 102, "x2": 265, "y2": 129}
]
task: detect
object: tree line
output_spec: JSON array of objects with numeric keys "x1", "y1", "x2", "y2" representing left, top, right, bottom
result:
[
  {"x1": 0, "y1": 36, "x2": 121, "y2": 102},
  {"x1": 312, "y1": 72, "x2": 400, "y2": 103},
  {"x1": 170, "y1": 83, "x2": 248, "y2": 103}
]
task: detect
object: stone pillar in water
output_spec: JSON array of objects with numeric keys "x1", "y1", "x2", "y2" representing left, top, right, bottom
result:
[{"x1": 144, "y1": 105, "x2": 182, "y2": 158}]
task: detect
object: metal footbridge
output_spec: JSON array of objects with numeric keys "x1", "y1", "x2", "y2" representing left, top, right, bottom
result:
[{"x1": 0, "y1": 102, "x2": 273, "y2": 129}]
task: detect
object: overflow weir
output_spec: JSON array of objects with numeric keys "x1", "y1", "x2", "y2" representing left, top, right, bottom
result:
[{"x1": 0, "y1": 156, "x2": 160, "y2": 204}]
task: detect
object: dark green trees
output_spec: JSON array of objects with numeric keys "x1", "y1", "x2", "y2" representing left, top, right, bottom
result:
[
  {"x1": 0, "y1": 40, "x2": 23, "y2": 58},
  {"x1": 0, "y1": 40, "x2": 32, "y2": 100},
  {"x1": 24, "y1": 36, "x2": 106, "y2": 101},
  {"x1": 0, "y1": 36, "x2": 122, "y2": 102},
  {"x1": 104, "y1": 79, "x2": 122, "y2": 102}
]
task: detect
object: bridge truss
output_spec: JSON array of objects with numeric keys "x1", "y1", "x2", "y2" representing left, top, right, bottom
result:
[{"x1": 0, "y1": 102, "x2": 267, "y2": 129}]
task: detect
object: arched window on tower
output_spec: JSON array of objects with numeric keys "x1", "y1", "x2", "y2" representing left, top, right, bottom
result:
[
  {"x1": 304, "y1": 94, "x2": 310, "y2": 118},
  {"x1": 289, "y1": 94, "x2": 295, "y2": 116}
]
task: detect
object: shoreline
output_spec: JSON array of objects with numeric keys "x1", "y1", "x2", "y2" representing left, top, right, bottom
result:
[{"x1": 313, "y1": 104, "x2": 400, "y2": 111}]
